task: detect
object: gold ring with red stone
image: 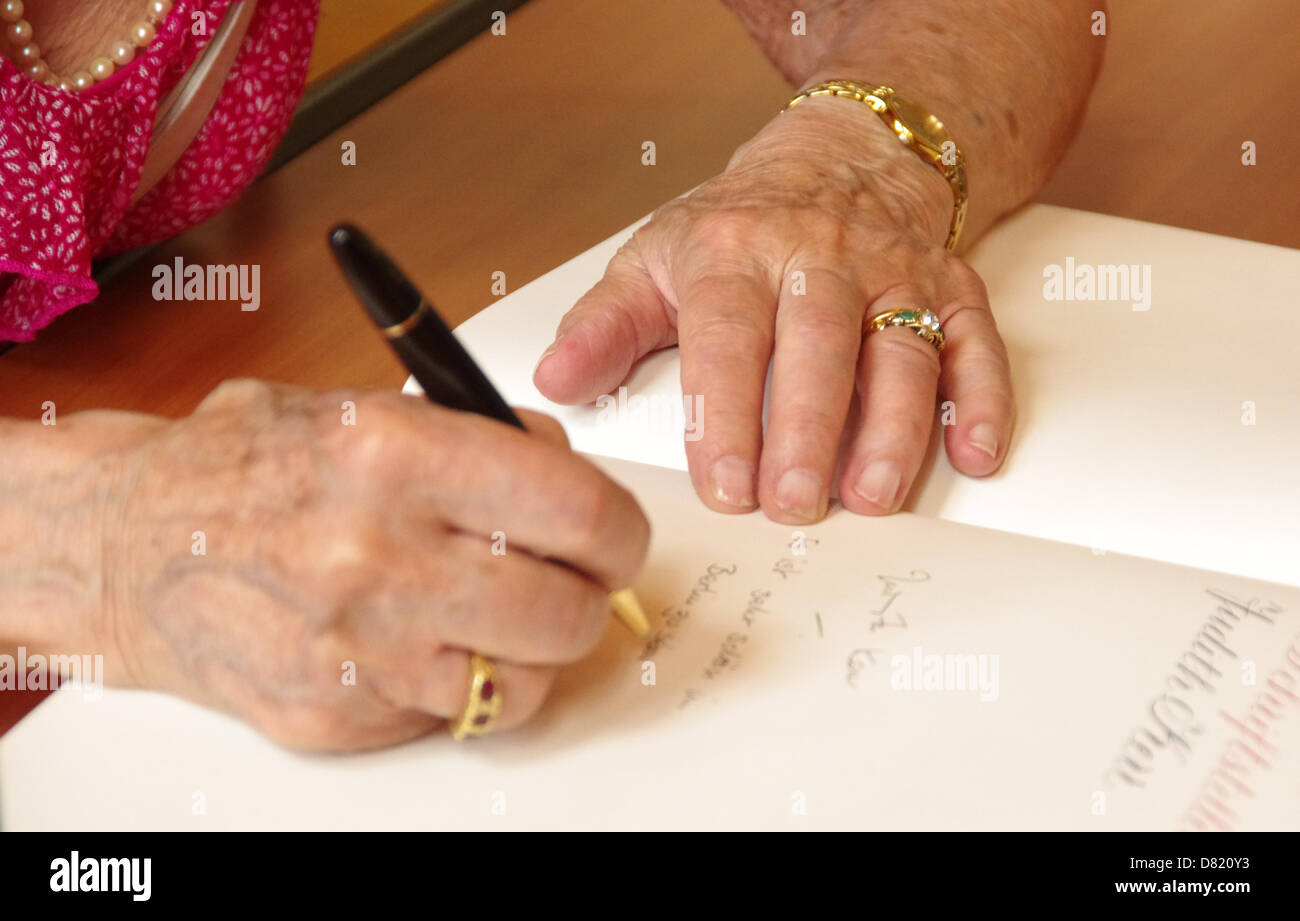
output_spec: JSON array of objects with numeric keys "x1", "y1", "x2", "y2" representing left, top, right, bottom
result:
[{"x1": 448, "y1": 653, "x2": 502, "y2": 740}]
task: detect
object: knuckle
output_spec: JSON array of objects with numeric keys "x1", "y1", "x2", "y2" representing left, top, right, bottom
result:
[
  {"x1": 944, "y1": 257, "x2": 990, "y2": 300},
  {"x1": 895, "y1": 400, "x2": 940, "y2": 446},
  {"x1": 625, "y1": 501, "x2": 651, "y2": 571},
  {"x1": 427, "y1": 548, "x2": 492, "y2": 637},
  {"x1": 309, "y1": 515, "x2": 392, "y2": 597},
  {"x1": 196, "y1": 377, "x2": 277, "y2": 415},
  {"x1": 518, "y1": 410, "x2": 570, "y2": 448},
  {"x1": 790, "y1": 262, "x2": 856, "y2": 297},
  {"x1": 587, "y1": 301, "x2": 639, "y2": 353},
  {"x1": 871, "y1": 281, "x2": 932, "y2": 307},
  {"x1": 687, "y1": 309, "x2": 769, "y2": 355},
  {"x1": 951, "y1": 327, "x2": 1013, "y2": 377},
  {"x1": 330, "y1": 396, "x2": 461, "y2": 482},
  {"x1": 506, "y1": 668, "x2": 558, "y2": 726},
  {"x1": 606, "y1": 496, "x2": 651, "y2": 587},
  {"x1": 788, "y1": 306, "x2": 859, "y2": 344},
  {"x1": 977, "y1": 341, "x2": 1013, "y2": 377},
  {"x1": 543, "y1": 582, "x2": 610, "y2": 658},
  {"x1": 334, "y1": 389, "x2": 409, "y2": 431},
  {"x1": 372, "y1": 663, "x2": 429, "y2": 713},
  {"x1": 780, "y1": 403, "x2": 847, "y2": 443},
  {"x1": 687, "y1": 208, "x2": 759, "y2": 253},
  {"x1": 331, "y1": 402, "x2": 405, "y2": 468},
  {"x1": 556, "y1": 294, "x2": 639, "y2": 358},
  {"x1": 555, "y1": 469, "x2": 620, "y2": 549},
  {"x1": 967, "y1": 374, "x2": 1016, "y2": 412},
  {"x1": 554, "y1": 470, "x2": 648, "y2": 581},
  {"x1": 213, "y1": 376, "x2": 272, "y2": 399},
  {"x1": 337, "y1": 513, "x2": 392, "y2": 560},
  {"x1": 859, "y1": 403, "x2": 932, "y2": 455},
  {"x1": 260, "y1": 705, "x2": 349, "y2": 752},
  {"x1": 874, "y1": 327, "x2": 942, "y2": 370},
  {"x1": 944, "y1": 354, "x2": 1015, "y2": 414}
]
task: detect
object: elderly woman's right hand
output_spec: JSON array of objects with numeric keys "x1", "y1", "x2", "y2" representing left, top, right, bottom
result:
[{"x1": 78, "y1": 379, "x2": 649, "y2": 751}]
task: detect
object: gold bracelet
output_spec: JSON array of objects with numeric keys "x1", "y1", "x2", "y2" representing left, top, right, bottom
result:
[{"x1": 784, "y1": 80, "x2": 968, "y2": 251}]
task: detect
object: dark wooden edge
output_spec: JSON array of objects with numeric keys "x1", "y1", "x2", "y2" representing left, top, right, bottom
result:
[{"x1": 267, "y1": 0, "x2": 534, "y2": 174}]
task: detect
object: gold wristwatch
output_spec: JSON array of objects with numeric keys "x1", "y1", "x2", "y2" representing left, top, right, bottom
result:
[{"x1": 784, "y1": 80, "x2": 968, "y2": 251}]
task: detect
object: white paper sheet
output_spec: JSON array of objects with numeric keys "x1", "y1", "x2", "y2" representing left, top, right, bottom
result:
[
  {"x1": 3, "y1": 457, "x2": 1297, "y2": 831},
  {"x1": 5, "y1": 205, "x2": 1297, "y2": 831},
  {"x1": 411, "y1": 205, "x2": 1300, "y2": 587}
]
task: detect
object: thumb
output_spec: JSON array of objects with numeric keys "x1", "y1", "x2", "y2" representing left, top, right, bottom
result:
[{"x1": 533, "y1": 251, "x2": 677, "y2": 405}]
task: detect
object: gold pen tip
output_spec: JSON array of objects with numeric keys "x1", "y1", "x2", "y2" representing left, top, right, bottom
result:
[{"x1": 609, "y1": 588, "x2": 651, "y2": 639}]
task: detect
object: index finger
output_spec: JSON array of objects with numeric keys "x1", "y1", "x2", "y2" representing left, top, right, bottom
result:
[
  {"x1": 372, "y1": 398, "x2": 652, "y2": 590},
  {"x1": 677, "y1": 269, "x2": 776, "y2": 514}
]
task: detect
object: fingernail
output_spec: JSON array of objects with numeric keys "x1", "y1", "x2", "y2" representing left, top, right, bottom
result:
[
  {"x1": 774, "y1": 467, "x2": 825, "y2": 521},
  {"x1": 969, "y1": 423, "x2": 999, "y2": 459},
  {"x1": 854, "y1": 460, "x2": 901, "y2": 511},
  {"x1": 710, "y1": 455, "x2": 756, "y2": 509}
]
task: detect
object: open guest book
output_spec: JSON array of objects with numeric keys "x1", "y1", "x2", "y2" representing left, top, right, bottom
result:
[{"x1": 2, "y1": 205, "x2": 1298, "y2": 830}]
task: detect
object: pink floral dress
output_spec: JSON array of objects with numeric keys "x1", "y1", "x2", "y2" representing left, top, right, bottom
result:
[{"x1": 0, "y1": 0, "x2": 319, "y2": 341}]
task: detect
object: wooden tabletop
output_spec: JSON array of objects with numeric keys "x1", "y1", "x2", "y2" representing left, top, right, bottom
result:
[{"x1": 2, "y1": 0, "x2": 1297, "y2": 733}]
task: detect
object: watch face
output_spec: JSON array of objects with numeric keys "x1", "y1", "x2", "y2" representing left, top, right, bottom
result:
[{"x1": 889, "y1": 93, "x2": 950, "y2": 151}]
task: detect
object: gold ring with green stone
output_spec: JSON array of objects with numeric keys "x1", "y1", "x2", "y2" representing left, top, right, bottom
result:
[{"x1": 866, "y1": 308, "x2": 946, "y2": 352}]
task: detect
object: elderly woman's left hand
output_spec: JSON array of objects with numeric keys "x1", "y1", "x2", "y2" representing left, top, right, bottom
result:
[{"x1": 534, "y1": 96, "x2": 1015, "y2": 524}]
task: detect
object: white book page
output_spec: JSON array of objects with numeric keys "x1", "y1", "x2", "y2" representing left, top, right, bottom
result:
[
  {"x1": 408, "y1": 205, "x2": 1300, "y2": 587},
  {"x1": 3, "y1": 456, "x2": 1297, "y2": 831}
]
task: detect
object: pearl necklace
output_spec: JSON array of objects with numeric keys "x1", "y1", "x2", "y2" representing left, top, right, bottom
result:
[{"x1": 1, "y1": 0, "x2": 173, "y2": 91}]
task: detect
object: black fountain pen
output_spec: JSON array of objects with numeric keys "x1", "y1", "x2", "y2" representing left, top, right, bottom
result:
[{"x1": 327, "y1": 223, "x2": 649, "y2": 638}]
